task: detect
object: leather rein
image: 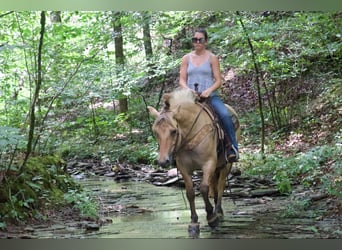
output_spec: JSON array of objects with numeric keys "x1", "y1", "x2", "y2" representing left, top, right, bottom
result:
[{"x1": 171, "y1": 101, "x2": 216, "y2": 159}]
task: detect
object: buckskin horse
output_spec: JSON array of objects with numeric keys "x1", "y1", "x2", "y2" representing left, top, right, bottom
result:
[{"x1": 148, "y1": 88, "x2": 240, "y2": 236}]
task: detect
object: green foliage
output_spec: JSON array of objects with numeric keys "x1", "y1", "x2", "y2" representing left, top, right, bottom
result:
[
  {"x1": 242, "y1": 145, "x2": 342, "y2": 196},
  {"x1": 1, "y1": 11, "x2": 341, "y2": 225},
  {"x1": 2, "y1": 11, "x2": 340, "y2": 155},
  {"x1": 0, "y1": 126, "x2": 25, "y2": 152},
  {"x1": 112, "y1": 136, "x2": 158, "y2": 164},
  {"x1": 281, "y1": 198, "x2": 313, "y2": 218},
  {"x1": 210, "y1": 12, "x2": 341, "y2": 130},
  {"x1": 0, "y1": 155, "x2": 83, "y2": 222},
  {"x1": 64, "y1": 189, "x2": 99, "y2": 219}
]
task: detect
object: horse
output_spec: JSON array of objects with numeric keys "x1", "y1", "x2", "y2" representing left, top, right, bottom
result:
[{"x1": 148, "y1": 88, "x2": 240, "y2": 236}]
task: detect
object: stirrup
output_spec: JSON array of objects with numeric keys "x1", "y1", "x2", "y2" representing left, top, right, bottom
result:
[{"x1": 227, "y1": 145, "x2": 239, "y2": 163}]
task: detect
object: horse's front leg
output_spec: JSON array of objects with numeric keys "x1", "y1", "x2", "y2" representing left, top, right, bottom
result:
[
  {"x1": 182, "y1": 172, "x2": 200, "y2": 236},
  {"x1": 183, "y1": 174, "x2": 198, "y2": 223},
  {"x1": 201, "y1": 165, "x2": 219, "y2": 228}
]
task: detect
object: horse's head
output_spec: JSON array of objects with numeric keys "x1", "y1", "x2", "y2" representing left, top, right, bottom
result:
[
  {"x1": 148, "y1": 105, "x2": 179, "y2": 167},
  {"x1": 148, "y1": 89, "x2": 197, "y2": 167}
]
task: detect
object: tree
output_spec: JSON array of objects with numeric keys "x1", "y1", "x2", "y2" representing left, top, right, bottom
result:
[
  {"x1": 22, "y1": 11, "x2": 46, "y2": 168},
  {"x1": 112, "y1": 11, "x2": 127, "y2": 114},
  {"x1": 141, "y1": 11, "x2": 158, "y2": 91},
  {"x1": 141, "y1": 11, "x2": 153, "y2": 60},
  {"x1": 236, "y1": 11, "x2": 265, "y2": 155}
]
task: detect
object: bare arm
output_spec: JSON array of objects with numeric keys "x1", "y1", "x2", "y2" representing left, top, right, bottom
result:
[
  {"x1": 179, "y1": 54, "x2": 189, "y2": 89},
  {"x1": 200, "y1": 54, "x2": 222, "y2": 98}
]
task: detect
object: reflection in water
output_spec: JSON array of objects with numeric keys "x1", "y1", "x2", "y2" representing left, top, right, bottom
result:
[
  {"x1": 81, "y1": 177, "x2": 222, "y2": 238},
  {"x1": 28, "y1": 177, "x2": 324, "y2": 238},
  {"x1": 29, "y1": 177, "x2": 275, "y2": 238}
]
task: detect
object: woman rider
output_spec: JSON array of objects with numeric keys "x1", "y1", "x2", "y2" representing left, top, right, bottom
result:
[{"x1": 179, "y1": 28, "x2": 239, "y2": 162}]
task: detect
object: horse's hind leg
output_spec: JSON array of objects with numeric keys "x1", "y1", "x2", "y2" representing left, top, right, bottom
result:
[
  {"x1": 214, "y1": 163, "x2": 232, "y2": 217},
  {"x1": 201, "y1": 168, "x2": 219, "y2": 228},
  {"x1": 211, "y1": 171, "x2": 222, "y2": 217}
]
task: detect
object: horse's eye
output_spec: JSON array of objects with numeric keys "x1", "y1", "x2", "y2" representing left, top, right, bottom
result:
[{"x1": 170, "y1": 129, "x2": 177, "y2": 137}]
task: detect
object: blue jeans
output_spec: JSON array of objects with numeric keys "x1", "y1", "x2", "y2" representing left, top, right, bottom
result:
[{"x1": 210, "y1": 95, "x2": 238, "y2": 152}]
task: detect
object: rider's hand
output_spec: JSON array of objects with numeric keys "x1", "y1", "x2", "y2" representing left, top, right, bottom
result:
[{"x1": 200, "y1": 89, "x2": 211, "y2": 98}]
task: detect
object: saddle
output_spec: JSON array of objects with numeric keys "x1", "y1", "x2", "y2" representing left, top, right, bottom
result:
[
  {"x1": 192, "y1": 84, "x2": 238, "y2": 152},
  {"x1": 194, "y1": 97, "x2": 239, "y2": 158},
  {"x1": 197, "y1": 100, "x2": 226, "y2": 144}
]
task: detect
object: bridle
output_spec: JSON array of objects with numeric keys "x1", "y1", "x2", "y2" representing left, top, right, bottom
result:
[
  {"x1": 154, "y1": 100, "x2": 217, "y2": 167},
  {"x1": 169, "y1": 103, "x2": 206, "y2": 161}
]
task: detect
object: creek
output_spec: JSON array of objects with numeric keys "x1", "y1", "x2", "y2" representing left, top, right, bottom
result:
[{"x1": 14, "y1": 171, "x2": 340, "y2": 239}]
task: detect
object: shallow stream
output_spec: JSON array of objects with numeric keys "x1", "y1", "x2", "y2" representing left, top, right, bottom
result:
[{"x1": 21, "y1": 176, "x2": 340, "y2": 239}]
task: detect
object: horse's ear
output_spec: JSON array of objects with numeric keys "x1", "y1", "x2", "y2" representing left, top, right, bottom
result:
[
  {"x1": 163, "y1": 93, "x2": 171, "y2": 110},
  {"x1": 147, "y1": 106, "x2": 160, "y2": 118}
]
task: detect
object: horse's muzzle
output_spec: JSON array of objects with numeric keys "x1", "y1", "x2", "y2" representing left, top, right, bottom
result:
[
  {"x1": 158, "y1": 156, "x2": 173, "y2": 168},
  {"x1": 158, "y1": 159, "x2": 170, "y2": 168}
]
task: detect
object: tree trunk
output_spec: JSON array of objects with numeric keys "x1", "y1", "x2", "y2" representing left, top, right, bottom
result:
[
  {"x1": 31, "y1": 11, "x2": 63, "y2": 152},
  {"x1": 142, "y1": 11, "x2": 153, "y2": 59},
  {"x1": 112, "y1": 11, "x2": 127, "y2": 114},
  {"x1": 236, "y1": 11, "x2": 265, "y2": 155},
  {"x1": 141, "y1": 11, "x2": 163, "y2": 93},
  {"x1": 22, "y1": 11, "x2": 46, "y2": 168}
]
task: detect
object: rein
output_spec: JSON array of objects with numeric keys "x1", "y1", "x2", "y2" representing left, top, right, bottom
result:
[{"x1": 171, "y1": 102, "x2": 208, "y2": 158}]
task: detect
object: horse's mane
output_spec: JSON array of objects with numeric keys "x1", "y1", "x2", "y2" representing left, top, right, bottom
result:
[{"x1": 167, "y1": 88, "x2": 196, "y2": 108}]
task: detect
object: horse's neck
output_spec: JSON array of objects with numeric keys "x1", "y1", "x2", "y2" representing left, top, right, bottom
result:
[{"x1": 176, "y1": 103, "x2": 208, "y2": 135}]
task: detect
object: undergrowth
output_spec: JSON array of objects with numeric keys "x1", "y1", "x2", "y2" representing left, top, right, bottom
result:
[
  {"x1": 241, "y1": 144, "x2": 341, "y2": 196},
  {"x1": 0, "y1": 155, "x2": 99, "y2": 230}
]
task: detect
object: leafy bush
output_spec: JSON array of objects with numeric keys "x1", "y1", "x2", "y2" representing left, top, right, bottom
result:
[
  {"x1": 0, "y1": 155, "x2": 91, "y2": 223},
  {"x1": 281, "y1": 198, "x2": 314, "y2": 218},
  {"x1": 242, "y1": 145, "x2": 341, "y2": 195},
  {"x1": 64, "y1": 189, "x2": 99, "y2": 219}
]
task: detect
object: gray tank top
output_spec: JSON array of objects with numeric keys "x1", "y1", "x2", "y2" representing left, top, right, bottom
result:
[{"x1": 187, "y1": 53, "x2": 219, "y2": 96}]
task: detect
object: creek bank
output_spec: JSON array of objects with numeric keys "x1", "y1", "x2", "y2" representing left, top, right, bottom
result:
[
  {"x1": 65, "y1": 159, "x2": 342, "y2": 238},
  {"x1": 0, "y1": 159, "x2": 340, "y2": 238}
]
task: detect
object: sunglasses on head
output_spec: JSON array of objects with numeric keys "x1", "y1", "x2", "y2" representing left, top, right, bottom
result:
[{"x1": 191, "y1": 37, "x2": 206, "y2": 44}]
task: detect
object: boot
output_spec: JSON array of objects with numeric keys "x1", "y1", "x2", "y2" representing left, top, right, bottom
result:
[{"x1": 227, "y1": 145, "x2": 239, "y2": 163}]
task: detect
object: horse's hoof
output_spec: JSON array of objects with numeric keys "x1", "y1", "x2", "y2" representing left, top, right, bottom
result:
[
  {"x1": 217, "y1": 212, "x2": 224, "y2": 220},
  {"x1": 188, "y1": 223, "x2": 200, "y2": 238},
  {"x1": 215, "y1": 207, "x2": 224, "y2": 217},
  {"x1": 207, "y1": 214, "x2": 219, "y2": 228}
]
